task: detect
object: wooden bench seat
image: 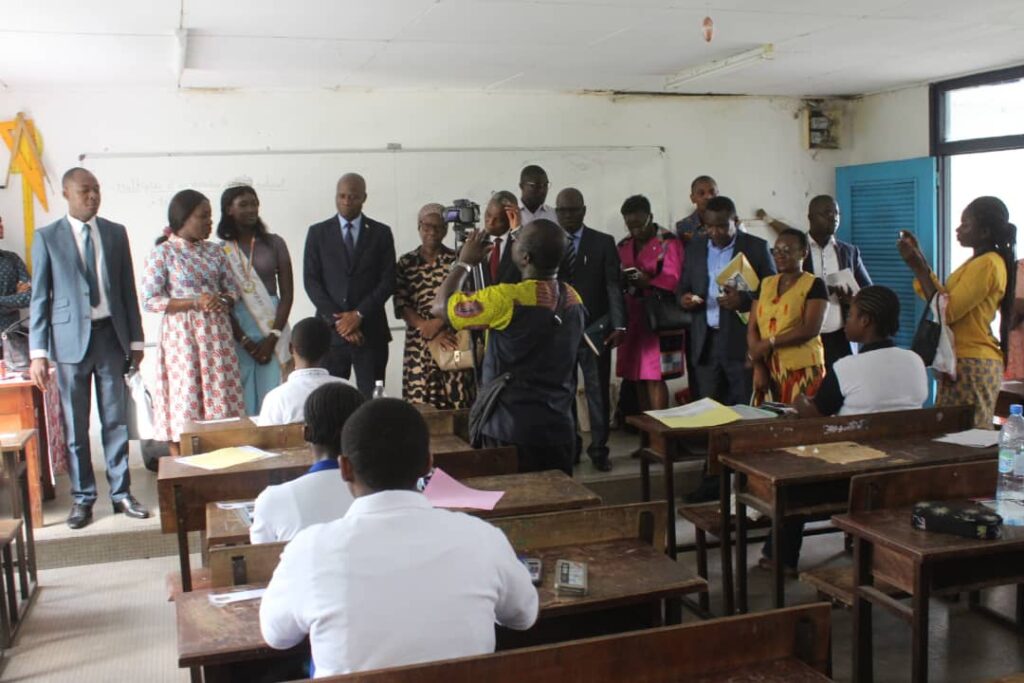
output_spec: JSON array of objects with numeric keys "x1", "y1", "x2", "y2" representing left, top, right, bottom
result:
[{"x1": 799, "y1": 565, "x2": 904, "y2": 608}]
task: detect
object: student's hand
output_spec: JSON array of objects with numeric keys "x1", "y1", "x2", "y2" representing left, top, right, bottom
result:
[
  {"x1": 342, "y1": 330, "x2": 364, "y2": 347},
  {"x1": 457, "y1": 229, "x2": 489, "y2": 267},
  {"x1": 417, "y1": 317, "x2": 447, "y2": 341},
  {"x1": 253, "y1": 336, "x2": 277, "y2": 365},
  {"x1": 605, "y1": 329, "x2": 626, "y2": 348},
  {"x1": 436, "y1": 329, "x2": 460, "y2": 351},
  {"x1": 717, "y1": 285, "x2": 742, "y2": 311},
  {"x1": 680, "y1": 293, "x2": 703, "y2": 311},
  {"x1": 29, "y1": 358, "x2": 48, "y2": 392},
  {"x1": 334, "y1": 311, "x2": 362, "y2": 337},
  {"x1": 15, "y1": 281, "x2": 30, "y2": 294},
  {"x1": 753, "y1": 364, "x2": 770, "y2": 395}
]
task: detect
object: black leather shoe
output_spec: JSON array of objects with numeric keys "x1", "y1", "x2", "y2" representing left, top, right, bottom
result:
[
  {"x1": 112, "y1": 495, "x2": 150, "y2": 519},
  {"x1": 590, "y1": 457, "x2": 613, "y2": 472},
  {"x1": 67, "y1": 503, "x2": 93, "y2": 529}
]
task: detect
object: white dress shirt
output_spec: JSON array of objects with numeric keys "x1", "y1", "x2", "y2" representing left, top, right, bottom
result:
[
  {"x1": 517, "y1": 202, "x2": 558, "y2": 227},
  {"x1": 808, "y1": 236, "x2": 843, "y2": 334},
  {"x1": 249, "y1": 460, "x2": 353, "y2": 543},
  {"x1": 67, "y1": 214, "x2": 111, "y2": 320},
  {"x1": 254, "y1": 368, "x2": 352, "y2": 426},
  {"x1": 260, "y1": 490, "x2": 538, "y2": 677}
]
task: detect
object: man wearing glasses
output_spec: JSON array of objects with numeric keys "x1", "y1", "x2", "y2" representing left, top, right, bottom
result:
[{"x1": 517, "y1": 165, "x2": 558, "y2": 229}]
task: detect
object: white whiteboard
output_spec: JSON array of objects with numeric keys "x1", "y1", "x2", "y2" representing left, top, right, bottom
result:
[{"x1": 83, "y1": 146, "x2": 670, "y2": 395}]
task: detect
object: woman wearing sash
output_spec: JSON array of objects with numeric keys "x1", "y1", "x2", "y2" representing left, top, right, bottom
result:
[
  {"x1": 747, "y1": 228, "x2": 828, "y2": 405},
  {"x1": 217, "y1": 184, "x2": 294, "y2": 415}
]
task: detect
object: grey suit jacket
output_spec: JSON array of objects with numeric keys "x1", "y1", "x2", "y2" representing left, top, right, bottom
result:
[{"x1": 30, "y1": 217, "x2": 144, "y2": 364}]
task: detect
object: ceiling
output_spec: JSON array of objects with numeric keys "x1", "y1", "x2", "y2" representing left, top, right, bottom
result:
[{"x1": 2, "y1": 0, "x2": 1023, "y2": 96}]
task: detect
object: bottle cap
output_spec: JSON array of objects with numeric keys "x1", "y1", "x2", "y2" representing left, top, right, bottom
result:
[{"x1": 1012, "y1": 404, "x2": 1023, "y2": 416}]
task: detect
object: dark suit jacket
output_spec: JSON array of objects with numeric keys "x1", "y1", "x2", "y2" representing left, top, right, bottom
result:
[
  {"x1": 559, "y1": 226, "x2": 626, "y2": 329},
  {"x1": 303, "y1": 214, "x2": 396, "y2": 348},
  {"x1": 677, "y1": 232, "x2": 776, "y2": 363},
  {"x1": 802, "y1": 238, "x2": 872, "y2": 288},
  {"x1": 481, "y1": 232, "x2": 521, "y2": 286}
]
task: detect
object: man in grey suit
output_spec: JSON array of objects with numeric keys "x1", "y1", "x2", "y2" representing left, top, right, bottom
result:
[{"x1": 29, "y1": 168, "x2": 149, "y2": 529}]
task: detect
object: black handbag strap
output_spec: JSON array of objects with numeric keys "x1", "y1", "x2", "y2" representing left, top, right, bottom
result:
[
  {"x1": 917, "y1": 292, "x2": 938, "y2": 325},
  {"x1": 1, "y1": 315, "x2": 29, "y2": 337}
]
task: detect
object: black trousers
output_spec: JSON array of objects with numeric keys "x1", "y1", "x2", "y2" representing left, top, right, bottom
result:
[
  {"x1": 325, "y1": 343, "x2": 389, "y2": 397},
  {"x1": 572, "y1": 342, "x2": 612, "y2": 461},
  {"x1": 694, "y1": 328, "x2": 752, "y2": 405},
  {"x1": 482, "y1": 435, "x2": 574, "y2": 477},
  {"x1": 821, "y1": 329, "x2": 852, "y2": 375}
]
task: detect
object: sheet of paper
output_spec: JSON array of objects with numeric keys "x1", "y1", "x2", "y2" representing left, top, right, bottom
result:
[
  {"x1": 208, "y1": 588, "x2": 265, "y2": 606},
  {"x1": 645, "y1": 398, "x2": 742, "y2": 429},
  {"x1": 730, "y1": 404, "x2": 778, "y2": 421},
  {"x1": 215, "y1": 500, "x2": 255, "y2": 510},
  {"x1": 825, "y1": 268, "x2": 860, "y2": 295},
  {"x1": 194, "y1": 417, "x2": 242, "y2": 425},
  {"x1": 423, "y1": 467, "x2": 504, "y2": 510},
  {"x1": 784, "y1": 441, "x2": 888, "y2": 465},
  {"x1": 176, "y1": 446, "x2": 279, "y2": 471},
  {"x1": 934, "y1": 429, "x2": 1001, "y2": 448}
]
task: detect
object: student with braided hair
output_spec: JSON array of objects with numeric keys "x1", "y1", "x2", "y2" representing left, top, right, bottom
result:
[
  {"x1": 899, "y1": 196, "x2": 1016, "y2": 428},
  {"x1": 795, "y1": 286, "x2": 928, "y2": 417}
]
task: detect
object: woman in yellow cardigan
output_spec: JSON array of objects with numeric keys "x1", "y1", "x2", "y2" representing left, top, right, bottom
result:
[{"x1": 898, "y1": 196, "x2": 1017, "y2": 428}]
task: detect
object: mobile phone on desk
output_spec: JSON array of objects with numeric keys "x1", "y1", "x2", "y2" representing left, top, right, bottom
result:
[{"x1": 519, "y1": 557, "x2": 542, "y2": 585}]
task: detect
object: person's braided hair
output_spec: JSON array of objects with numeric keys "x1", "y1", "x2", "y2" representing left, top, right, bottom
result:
[
  {"x1": 852, "y1": 286, "x2": 901, "y2": 338},
  {"x1": 966, "y1": 196, "x2": 1017, "y2": 361},
  {"x1": 303, "y1": 383, "x2": 366, "y2": 456}
]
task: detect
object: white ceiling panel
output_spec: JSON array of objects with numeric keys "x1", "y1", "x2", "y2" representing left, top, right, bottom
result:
[
  {"x1": 0, "y1": 0, "x2": 179, "y2": 34},
  {"x1": 0, "y1": 33, "x2": 175, "y2": 87},
  {"x1": 187, "y1": 35, "x2": 383, "y2": 74}
]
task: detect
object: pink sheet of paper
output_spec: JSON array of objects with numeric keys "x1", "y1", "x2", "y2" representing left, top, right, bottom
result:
[{"x1": 423, "y1": 468, "x2": 505, "y2": 510}]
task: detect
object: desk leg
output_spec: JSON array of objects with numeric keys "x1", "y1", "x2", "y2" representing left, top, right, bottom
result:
[
  {"x1": 174, "y1": 485, "x2": 192, "y2": 593},
  {"x1": 719, "y1": 466, "x2": 734, "y2": 615},
  {"x1": 21, "y1": 390, "x2": 44, "y2": 528},
  {"x1": 640, "y1": 457, "x2": 651, "y2": 502},
  {"x1": 189, "y1": 665, "x2": 202, "y2": 683},
  {"x1": 736, "y1": 473, "x2": 748, "y2": 614},
  {"x1": 664, "y1": 441, "x2": 677, "y2": 560},
  {"x1": 770, "y1": 486, "x2": 786, "y2": 609},
  {"x1": 17, "y1": 447, "x2": 36, "y2": 587},
  {"x1": 910, "y1": 563, "x2": 931, "y2": 683},
  {"x1": 852, "y1": 536, "x2": 874, "y2": 683}
]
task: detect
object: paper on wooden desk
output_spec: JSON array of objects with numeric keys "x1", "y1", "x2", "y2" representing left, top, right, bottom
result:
[
  {"x1": 208, "y1": 588, "x2": 265, "y2": 606},
  {"x1": 784, "y1": 441, "x2": 888, "y2": 465},
  {"x1": 934, "y1": 429, "x2": 1000, "y2": 448},
  {"x1": 423, "y1": 468, "x2": 504, "y2": 510},
  {"x1": 645, "y1": 398, "x2": 742, "y2": 429},
  {"x1": 177, "y1": 446, "x2": 278, "y2": 471}
]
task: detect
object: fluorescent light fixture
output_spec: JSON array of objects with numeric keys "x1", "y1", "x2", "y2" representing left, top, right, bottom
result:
[{"x1": 665, "y1": 43, "x2": 774, "y2": 89}]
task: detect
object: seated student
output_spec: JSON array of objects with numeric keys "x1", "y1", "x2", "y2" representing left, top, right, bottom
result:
[
  {"x1": 260, "y1": 398, "x2": 539, "y2": 677},
  {"x1": 256, "y1": 316, "x2": 352, "y2": 425},
  {"x1": 795, "y1": 285, "x2": 928, "y2": 417},
  {"x1": 249, "y1": 382, "x2": 365, "y2": 544}
]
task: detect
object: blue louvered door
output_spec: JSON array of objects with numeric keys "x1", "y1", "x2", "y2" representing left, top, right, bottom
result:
[{"x1": 836, "y1": 157, "x2": 938, "y2": 349}]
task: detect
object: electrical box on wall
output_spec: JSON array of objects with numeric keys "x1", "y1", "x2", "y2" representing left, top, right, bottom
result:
[{"x1": 801, "y1": 102, "x2": 841, "y2": 150}]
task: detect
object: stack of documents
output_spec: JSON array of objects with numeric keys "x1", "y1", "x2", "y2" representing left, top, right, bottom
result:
[
  {"x1": 645, "y1": 398, "x2": 743, "y2": 429},
  {"x1": 176, "y1": 446, "x2": 279, "y2": 471}
]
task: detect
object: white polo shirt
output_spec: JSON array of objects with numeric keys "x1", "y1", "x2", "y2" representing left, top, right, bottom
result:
[
  {"x1": 260, "y1": 490, "x2": 538, "y2": 677},
  {"x1": 255, "y1": 368, "x2": 351, "y2": 426},
  {"x1": 813, "y1": 340, "x2": 928, "y2": 416},
  {"x1": 517, "y1": 202, "x2": 558, "y2": 226},
  {"x1": 249, "y1": 459, "x2": 353, "y2": 544}
]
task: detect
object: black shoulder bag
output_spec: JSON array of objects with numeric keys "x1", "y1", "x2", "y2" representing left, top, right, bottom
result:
[{"x1": 641, "y1": 232, "x2": 690, "y2": 333}]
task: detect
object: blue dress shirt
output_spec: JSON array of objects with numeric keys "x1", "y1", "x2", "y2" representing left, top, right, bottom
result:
[
  {"x1": 706, "y1": 235, "x2": 736, "y2": 329},
  {"x1": 337, "y1": 214, "x2": 364, "y2": 247}
]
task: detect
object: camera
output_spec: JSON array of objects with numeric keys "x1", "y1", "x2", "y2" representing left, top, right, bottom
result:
[{"x1": 443, "y1": 199, "x2": 480, "y2": 241}]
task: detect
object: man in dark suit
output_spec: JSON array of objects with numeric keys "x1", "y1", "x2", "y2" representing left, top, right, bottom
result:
[
  {"x1": 480, "y1": 191, "x2": 522, "y2": 287},
  {"x1": 679, "y1": 195, "x2": 776, "y2": 407},
  {"x1": 29, "y1": 168, "x2": 148, "y2": 529},
  {"x1": 802, "y1": 195, "x2": 872, "y2": 372},
  {"x1": 556, "y1": 188, "x2": 626, "y2": 472},
  {"x1": 303, "y1": 173, "x2": 396, "y2": 397}
]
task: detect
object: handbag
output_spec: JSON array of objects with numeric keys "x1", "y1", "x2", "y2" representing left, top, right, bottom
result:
[
  {"x1": 469, "y1": 372, "x2": 512, "y2": 448},
  {"x1": 1, "y1": 316, "x2": 30, "y2": 373},
  {"x1": 426, "y1": 329, "x2": 475, "y2": 372},
  {"x1": 125, "y1": 370, "x2": 156, "y2": 441},
  {"x1": 911, "y1": 293, "x2": 942, "y2": 366},
  {"x1": 644, "y1": 288, "x2": 691, "y2": 333}
]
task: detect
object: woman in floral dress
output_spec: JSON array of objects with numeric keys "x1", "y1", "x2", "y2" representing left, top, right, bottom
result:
[{"x1": 142, "y1": 189, "x2": 245, "y2": 455}]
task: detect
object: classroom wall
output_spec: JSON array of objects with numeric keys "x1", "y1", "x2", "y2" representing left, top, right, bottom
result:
[{"x1": 842, "y1": 85, "x2": 931, "y2": 165}]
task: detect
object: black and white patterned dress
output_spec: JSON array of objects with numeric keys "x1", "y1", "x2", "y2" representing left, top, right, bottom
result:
[{"x1": 394, "y1": 246, "x2": 476, "y2": 409}]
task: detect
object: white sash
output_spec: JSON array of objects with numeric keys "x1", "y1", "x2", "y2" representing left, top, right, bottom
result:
[{"x1": 222, "y1": 241, "x2": 291, "y2": 366}]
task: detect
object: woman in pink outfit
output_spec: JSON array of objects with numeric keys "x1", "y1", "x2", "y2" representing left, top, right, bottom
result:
[{"x1": 616, "y1": 194, "x2": 685, "y2": 411}]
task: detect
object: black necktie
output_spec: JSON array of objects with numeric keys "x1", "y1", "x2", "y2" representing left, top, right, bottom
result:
[
  {"x1": 564, "y1": 236, "x2": 577, "y2": 280},
  {"x1": 343, "y1": 223, "x2": 355, "y2": 253},
  {"x1": 82, "y1": 224, "x2": 100, "y2": 307}
]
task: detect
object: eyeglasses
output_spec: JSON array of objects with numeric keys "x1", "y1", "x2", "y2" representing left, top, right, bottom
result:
[{"x1": 771, "y1": 246, "x2": 797, "y2": 257}]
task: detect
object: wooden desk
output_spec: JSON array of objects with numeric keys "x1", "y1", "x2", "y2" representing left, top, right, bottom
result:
[
  {"x1": 995, "y1": 381, "x2": 1024, "y2": 421},
  {"x1": 722, "y1": 423, "x2": 991, "y2": 612},
  {"x1": 625, "y1": 412, "x2": 777, "y2": 562},
  {"x1": 0, "y1": 381, "x2": 53, "y2": 527},
  {"x1": 834, "y1": 460, "x2": 1024, "y2": 683},
  {"x1": 204, "y1": 470, "x2": 601, "y2": 551},
  {"x1": 0, "y1": 430, "x2": 37, "y2": 629}
]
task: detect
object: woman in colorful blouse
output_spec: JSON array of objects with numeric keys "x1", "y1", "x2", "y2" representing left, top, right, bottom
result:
[
  {"x1": 616, "y1": 194, "x2": 684, "y2": 411},
  {"x1": 747, "y1": 228, "x2": 828, "y2": 404},
  {"x1": 899, "y1": 196, "x2": 1016, "y2": 428},
  {"x1": 142, "y1": 189, "x2": 245, "y2": 454}
]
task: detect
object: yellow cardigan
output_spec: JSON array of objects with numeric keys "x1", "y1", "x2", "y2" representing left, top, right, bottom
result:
[{"x1": 915, "y1": 251, "x2": 1006, "y2": 361}]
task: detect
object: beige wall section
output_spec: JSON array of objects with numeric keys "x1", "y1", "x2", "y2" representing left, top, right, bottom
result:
[{"x1": 844, "y1": 85, "x2": 931, "y2": 165}]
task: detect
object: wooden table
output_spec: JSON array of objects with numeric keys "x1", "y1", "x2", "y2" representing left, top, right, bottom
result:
[
  {"x1": 178, "y1": 536, "x2": 705, "y2": 677},
  {"x1": 995, "y1": 380, "x2": 1024, "y2": 421},
  {"x1": 0, "y1": 430, "x2": 37, "y2": 626},
  {"x1": 833, "y1": 460, "x2": 1024, "y2": 683},
  {"x1": 625, "y1": 413, "x2": 777, "y2": 561},
  {"x1": 722, "y1": 431, "x2": 995, "y2": 612},
  {"x1": 205, "y1": 469, "x2": 601, "y2": 550},
  {"x1": 0, "y1": 381, "x2": 53, "y2": 527}
]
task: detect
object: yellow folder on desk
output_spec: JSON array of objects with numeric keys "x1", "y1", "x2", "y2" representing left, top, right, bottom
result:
[
  {"x1": 715, "y1": 253, "x2": 759, "y2": 324},
  {"x1": 645, "y1": 398, "x2": 742, "y2": 429}
]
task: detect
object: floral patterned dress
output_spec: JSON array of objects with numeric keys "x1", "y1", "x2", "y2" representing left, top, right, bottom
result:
[
  {"x1": 394, "y1": 246, "x2": 476, "y2": 409},
  {"x1": 142, "y1": 234, "x2": 245, "y2": 442}
]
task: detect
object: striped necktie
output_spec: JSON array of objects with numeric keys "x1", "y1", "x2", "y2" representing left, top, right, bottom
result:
[
  {"x1": 563, "y1": 235, "x2": 577, "y2": 280},
  {"x1": 82, "y1": 223, "x2": 100, "y2": 307}
]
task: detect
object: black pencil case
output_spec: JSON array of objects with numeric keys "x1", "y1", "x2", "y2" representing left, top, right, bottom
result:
[{"x1": 911, "y1": 500, "x2": 1002, "y2": 540}]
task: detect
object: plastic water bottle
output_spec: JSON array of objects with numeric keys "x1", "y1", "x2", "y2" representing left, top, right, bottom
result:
[
  {"x1": 997, "y1": 404, "x2": 1024, "y2": 500},
  {"x1": 372, "y1": 380, "x2": 386, "y2": 399}
]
